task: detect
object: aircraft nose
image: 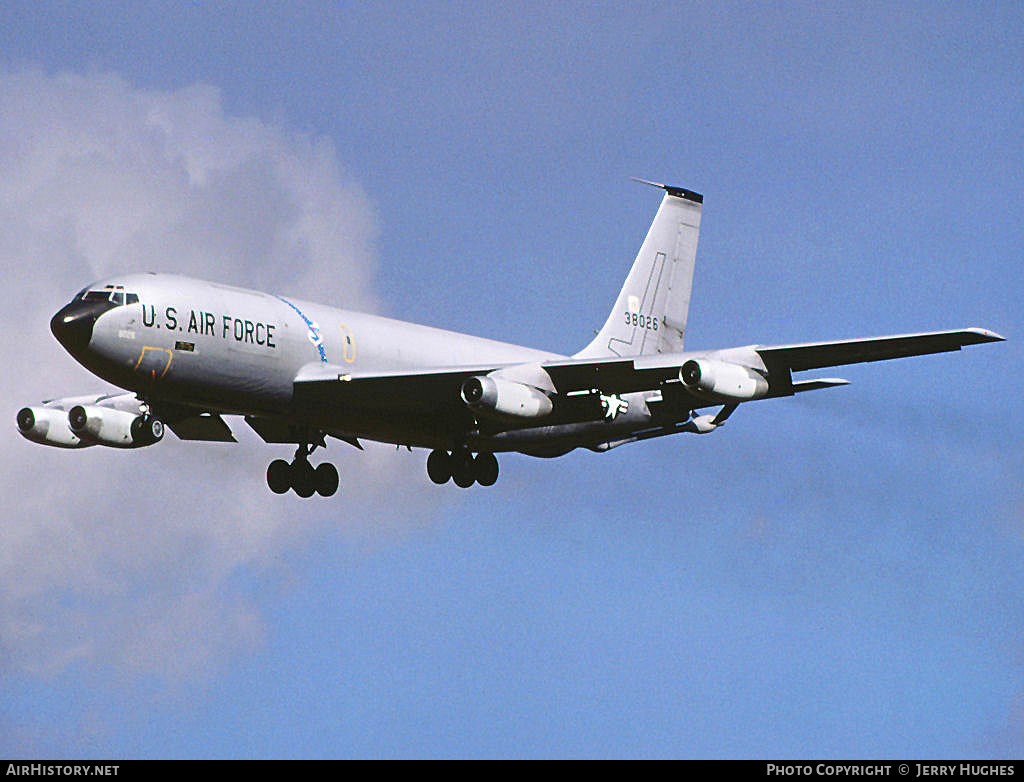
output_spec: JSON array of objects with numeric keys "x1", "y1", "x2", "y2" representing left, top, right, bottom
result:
[{"x1": 51, "y1": 299, "x2": 103, "y2": 354}]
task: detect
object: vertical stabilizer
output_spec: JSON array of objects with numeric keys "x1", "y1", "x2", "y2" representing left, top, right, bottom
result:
[{"x1": 575, "y1": 182, "x2": 702, "y2": 359}]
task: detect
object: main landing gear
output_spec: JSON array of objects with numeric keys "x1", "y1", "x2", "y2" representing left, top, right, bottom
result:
[
  {"x1": 266, "y1": 441, "x2": 339, "y2": 497},
  {"x1": 427, "y1": 449, "x2": 499, "y2": 488}
]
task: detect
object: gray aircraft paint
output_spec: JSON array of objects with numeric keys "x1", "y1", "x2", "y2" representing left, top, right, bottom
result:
[{"x1": 22, "y1": 183, "x2": 1005, "y2": 491}]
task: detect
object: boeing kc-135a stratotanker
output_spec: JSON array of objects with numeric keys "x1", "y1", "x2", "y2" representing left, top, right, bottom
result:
[{"x1": 18, "y1": 181, "x2": 1004, "y2": 497}]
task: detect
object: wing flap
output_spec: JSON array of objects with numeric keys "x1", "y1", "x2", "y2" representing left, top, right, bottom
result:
[
  {"x1": 543, "y1": 357, "x2": 665, "y2": 394},
  {"x1": 292, "y1": 362, "x2": 489, "y2": 423},
  {"x1": 166, "y1": 413, "x2": 236, "y2": 442}
]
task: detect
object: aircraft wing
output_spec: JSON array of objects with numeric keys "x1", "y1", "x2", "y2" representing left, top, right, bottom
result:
[
  {"x1": 537, "y1": 328, "x2": 1003, "y2": 391},
  {"x1": 291, "y1": 358, "x2": 676, "y2": 436},
  {"x1": 755, "y1": 327, "x2": 1004, "y2": 372},
  {"x1": 293, "y1": 357, "x2": 673, "y2": 410},
  {"x1": 291, "y1": 328, "x2": 1004, "y2": 424}
]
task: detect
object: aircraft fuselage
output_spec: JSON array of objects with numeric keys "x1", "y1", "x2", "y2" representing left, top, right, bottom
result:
[
  {"x1": 50, "y1": 273, "x2": 661, "y2": 454},
  {"x1": 27, "y1": 183, "x2": 1003, "y2": 495}
]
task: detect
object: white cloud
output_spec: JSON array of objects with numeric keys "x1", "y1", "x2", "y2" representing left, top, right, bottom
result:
[{"x1": 0, "y1": 68, "x2": 431, "y2": 681}]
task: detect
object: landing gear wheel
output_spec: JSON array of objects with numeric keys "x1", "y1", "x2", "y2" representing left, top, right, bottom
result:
[
  {"x1": 315, "y1": 462, "x2": 339, "y2": 497},
  {"x1": 267, "y1": 459, "x2": 291, "y2": 494},
  {"x1": 474, "y1": 452, "x2": 499, "y2": 487},
  {"x1": 291, "y1": 460, "x2": 316, "y2": 498},
  {"x1": 452, "y1": 453, "x2": 476, "y2": 488},
  {"x1": 265, "y1": 433, "x2": 341, "y2": 497},
  {"x1": 427, "y1": 449, "x2": 453, "y2": 484}
]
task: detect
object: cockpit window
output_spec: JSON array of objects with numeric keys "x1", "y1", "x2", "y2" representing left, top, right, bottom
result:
[{"x1": 79, "y1": 286, "x2": 137, "y2": 307}]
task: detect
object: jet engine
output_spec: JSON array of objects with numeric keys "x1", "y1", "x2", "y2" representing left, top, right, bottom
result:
[
  {"x1": 17, "y1": 406, "x2": 93, "y2": 448},
  {"x1": 460, "y1": 375, "x2": 553, "y2": 420},
  {"x1": 680, "y1": 358, "x2": 768, "y2": 400},
  {"x1": 67, "y1": 405, "x2": 164, "y2": 448}
]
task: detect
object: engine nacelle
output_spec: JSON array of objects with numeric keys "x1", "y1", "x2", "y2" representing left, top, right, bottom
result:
[
  {"x1": 17, "y1": 406, "x2": 93, "y2": 448},
  {"x1": 460, "y1": 375, "x2": 553, "y2": 420},
  {"x1": 680, "y1": 358, "x2": 768, "y2": 401},
  {"x1": 67, "y1": 405, "x2": 164, "y2": 448}
]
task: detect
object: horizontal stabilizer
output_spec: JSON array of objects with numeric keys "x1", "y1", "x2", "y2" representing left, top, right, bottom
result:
[{"x1": 792, "y1": 378, "x2": 849, "y2": 393}]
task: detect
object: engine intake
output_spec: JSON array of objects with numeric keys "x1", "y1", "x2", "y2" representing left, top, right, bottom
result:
[
  {"x1": 680, "y1": 359, "x2": 768, "y2": 400},
  {"x1": 460, "y1": 375, "x2": 553, "y2": 420},
  {"x1": 16, "y1": 406, "x2": 92, "y2": 448}
]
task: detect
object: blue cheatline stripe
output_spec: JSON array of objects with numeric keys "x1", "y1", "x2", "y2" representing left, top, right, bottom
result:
[{"x1": 275, "y1": 295, "x2": 328, "y2": 363}]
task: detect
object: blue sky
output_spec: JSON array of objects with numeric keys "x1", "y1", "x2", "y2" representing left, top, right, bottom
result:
[{"x1": 1, "y1": 1, "x2": 1022, "y2": 758}]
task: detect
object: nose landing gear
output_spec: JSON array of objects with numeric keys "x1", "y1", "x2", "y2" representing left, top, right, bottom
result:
[{"x1": 266, "y1": 441, "x2": 339, "y2": 497}]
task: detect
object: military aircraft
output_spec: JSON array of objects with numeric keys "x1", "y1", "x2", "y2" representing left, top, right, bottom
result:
[{"x1": 18, "y1": 181, "x2": 1004, "y2": 497}]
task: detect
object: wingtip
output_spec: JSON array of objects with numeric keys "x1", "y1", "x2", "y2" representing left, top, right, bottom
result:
[{"x1": 966, "y1": 327, "x2": 1006, "y2": 343}]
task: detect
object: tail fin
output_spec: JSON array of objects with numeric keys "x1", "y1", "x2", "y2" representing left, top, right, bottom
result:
[{"x1": 575, "y1": 181, "x2": 702, "y2": 359}]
